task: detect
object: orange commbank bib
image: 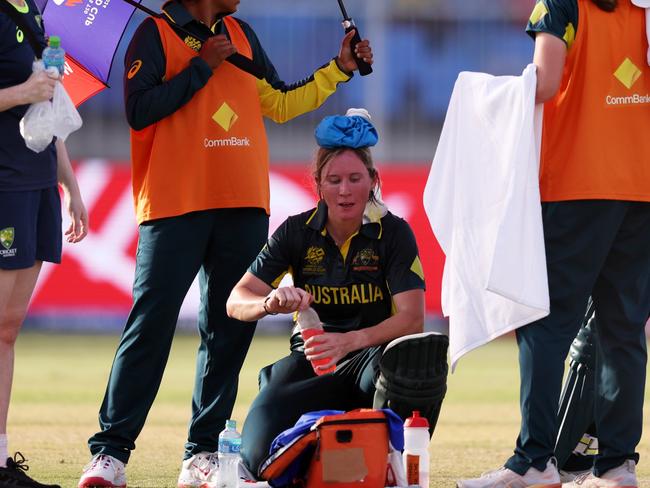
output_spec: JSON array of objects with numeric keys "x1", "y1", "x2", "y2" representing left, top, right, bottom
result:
[
  {"x1": 539, "y1": 0, "x2": 650, "y2": 202},
  {"x1": 130, "y1": 16, "x2": 269, "y2": 224}
]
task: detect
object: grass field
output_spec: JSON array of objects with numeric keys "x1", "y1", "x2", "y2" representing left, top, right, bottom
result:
[{"x1": 9, "y1": 332, "x2": 650, "y2": 487}]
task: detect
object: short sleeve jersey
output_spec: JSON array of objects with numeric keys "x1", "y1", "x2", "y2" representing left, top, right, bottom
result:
[
  {"x1": 0, "y1": 0, "x2": 56, "y2": 191},
  {"x1": 526, "y1": 0, "x2": 579, "y2": 48},
  {"x1": 249, "y1": 201, "x2": 426, "y2": 350}
]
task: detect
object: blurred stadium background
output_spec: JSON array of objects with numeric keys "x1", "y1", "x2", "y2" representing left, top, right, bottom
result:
[{"x1": 26, "y1": 0, "x2": 540, "y2": 333}]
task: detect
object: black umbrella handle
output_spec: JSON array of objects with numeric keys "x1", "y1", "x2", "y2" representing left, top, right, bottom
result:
[{"x1": 342, "y1": 19, "x2": 372, "y2": 76}]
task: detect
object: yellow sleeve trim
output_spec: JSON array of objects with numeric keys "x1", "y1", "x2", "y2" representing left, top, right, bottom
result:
[
  {"x1": 529, "y1": 1, "x2": 549, "y2": 25},
  {"x1": 270, "y1": 266, "x2": 293, "y2": 289},
  {"x1": 271, "y1": 270, "x2": 288, "y2": 289},
  {"x1": 256, "y1": 59, "x2": 350, "y2": 124},
  {"x1": 410, "y1": 256, "x2": 425, "y2": 281},
  {"x1": 563, "y1": 22, "x2": 576, "y2": 49}
]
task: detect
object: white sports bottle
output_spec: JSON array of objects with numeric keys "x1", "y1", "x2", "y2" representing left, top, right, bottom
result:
[{"x1": 403, "y1": 410, "x2": 430, "y2": 487}]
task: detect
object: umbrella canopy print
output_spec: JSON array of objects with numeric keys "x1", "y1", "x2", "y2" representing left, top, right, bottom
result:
[{"x1": 41, "y1": 0, "x2": 138, "y2": 106}]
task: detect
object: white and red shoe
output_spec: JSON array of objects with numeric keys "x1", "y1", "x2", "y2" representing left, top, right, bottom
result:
[
  {"x1": 177, "y1": 452, "x2": 219, "y2": 488},
  {"x1": 78, "y1": 454, "x2": 127, "y2": 488}
]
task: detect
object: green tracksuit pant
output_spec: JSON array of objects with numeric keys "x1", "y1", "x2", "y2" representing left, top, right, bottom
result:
[
  {"x1": 240, "y1": 347, "x2": 382, "y2": 476},
  {"x1": 88, "y1": 208, "x2": 268, "y2": 463},
  {"x1": 505, "y1": 201, "x2": 650, "y2": 476}
]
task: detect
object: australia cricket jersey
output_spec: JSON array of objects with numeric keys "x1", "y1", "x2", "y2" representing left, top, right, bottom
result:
[{"x1": 249, "y1": 201, "x2": 426, "y2": 351}]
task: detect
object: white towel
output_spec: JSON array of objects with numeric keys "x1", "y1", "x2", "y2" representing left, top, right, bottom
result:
[
  {"x1": 632, "y1": 0, "x2": 650, "y2": 65},
  {"x1": 423, "y1": 64, "x2": 549, "y2": 370}
]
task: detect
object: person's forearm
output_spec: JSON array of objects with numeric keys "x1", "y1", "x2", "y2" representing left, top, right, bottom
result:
[
  {"x1": 533, "y1": 33, "x2": 567, "y2": 103},
  {"x1": 347, "y1": 310, "x2": 424, "y2": 351},
  {"x1": 257, "y1": 59, "x2": 351, "y2": 124},
  {"x1": 226, "y1": 287, "x2": 268, "y2": 322},
  {"x1": 55, "y1": 139, "x2": 81, "y2": 198},
  {"x1": 0, "y1": 84, "x2": 27, "y2": 112}
]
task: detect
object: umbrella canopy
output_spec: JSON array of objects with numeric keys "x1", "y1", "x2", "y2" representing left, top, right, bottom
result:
[{"x1": 41, "y1": 0, "x2": 139, "y2": 105}]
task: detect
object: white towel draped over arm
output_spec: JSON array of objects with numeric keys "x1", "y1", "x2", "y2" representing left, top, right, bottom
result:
[{"x1": 423, "y1": 64, "x2": 549, "y2": 370}]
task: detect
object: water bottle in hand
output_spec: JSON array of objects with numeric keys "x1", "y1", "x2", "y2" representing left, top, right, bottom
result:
[
  {"x1": 42, "y1": 35, "x2": 65, "y2": 76},
  {"x1": 297, "y1": 307, "x2": 336, "y2": 375},
  {"x1": 217, "y1": 419, "x2": 241, "y2": 488}
]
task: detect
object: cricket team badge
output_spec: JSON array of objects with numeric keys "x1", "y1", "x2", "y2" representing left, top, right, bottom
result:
[{"x1": 0, "y1": 227, "x2": 16, "y2": 257}]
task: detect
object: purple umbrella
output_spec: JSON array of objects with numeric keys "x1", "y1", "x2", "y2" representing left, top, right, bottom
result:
[{"x1": 40, "y1": 0, "x2": 263, "y2": 106}]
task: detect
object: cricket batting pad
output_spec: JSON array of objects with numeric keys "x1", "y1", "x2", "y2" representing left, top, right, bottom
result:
[{"x1": 373, "y1": 332, "x2": 449, "y2": 437}]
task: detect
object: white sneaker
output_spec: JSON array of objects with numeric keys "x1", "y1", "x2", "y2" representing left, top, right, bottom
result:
[
  {"x1": 78, "y1": 454, "x2": 127, "y2": 488},
  {"x1": 177, "y1": 452, "x2": 219, "y2": 488},
  {"x1": 560, "y1": 469, "x2": 592, "y2": 483},
  {"x1": 457, "y1": 459, "x2": 561, "y2": 488},
  {"x1": 561, "y1": 460, "x2": 637, "y2": 487}
]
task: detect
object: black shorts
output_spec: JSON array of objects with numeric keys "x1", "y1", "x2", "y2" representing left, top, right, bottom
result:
[{"x1": 0, "y1": 187, "x2": 62, "y2": 270}]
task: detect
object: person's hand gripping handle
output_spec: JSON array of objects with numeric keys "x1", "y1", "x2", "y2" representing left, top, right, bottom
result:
[{"x1": 344, "y1": 21, "x2": 373, "y2": 76}]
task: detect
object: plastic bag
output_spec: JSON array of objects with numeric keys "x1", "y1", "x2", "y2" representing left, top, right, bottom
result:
[
  {"x1": 20, "y1": 95, "x2": 54, "y2": 152},
  {"x1": 51, "y1": 77, "x2": 82, "y2": 141},
  {"x1": 19, "y1": 60, "x2": 82, "y2": 153}
]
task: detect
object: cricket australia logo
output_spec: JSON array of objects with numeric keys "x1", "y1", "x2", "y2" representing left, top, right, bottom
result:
[
  {"x1": 1, "y1": 228, "x2": 14, "y2": 249},
  {"x1": 0, "y1": 228, "x2": 16, "y2": 258},
  {"x1": 184, "y1": 36, "x2": 202, "y2": 52},
  {"x1": 351, "y1": 247, "x2": 379, "y2": 272}
]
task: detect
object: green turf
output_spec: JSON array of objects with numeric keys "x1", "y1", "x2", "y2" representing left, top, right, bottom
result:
[{"x1": 8, "y1": 332, "x2": 650, "y2": 487}]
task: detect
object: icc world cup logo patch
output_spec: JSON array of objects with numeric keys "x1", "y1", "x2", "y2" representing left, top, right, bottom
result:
[
  {"x1": 305, "y1": 246, "x2": 325, "y2": 265},
  {"x1": 0, "y1": 227, "x2": 14, "y2": 250},
  {"x1": 303, "y1": 246, "x2": 326, "y2": 275}
]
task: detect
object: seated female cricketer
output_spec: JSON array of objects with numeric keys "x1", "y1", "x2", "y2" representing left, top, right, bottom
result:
[{"x1": 226, "y1": 109, "x2": 448, "y2": 478}]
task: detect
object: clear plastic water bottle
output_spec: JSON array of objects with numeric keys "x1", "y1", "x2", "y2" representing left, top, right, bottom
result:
[
  {"x1": 217, "y1": 419, "x2": 241, "y2": 488},
  {"x1": 296, "y1": 308, "x2": 335, "y2": 375},
  {"x1": 42, "y1": 35, "x2": 65, "y2": 76}
]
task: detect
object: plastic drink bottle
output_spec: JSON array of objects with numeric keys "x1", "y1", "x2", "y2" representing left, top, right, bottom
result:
[
  {"x1": 42, "y1": 36, "x2": 65, "y2": 76},
  {"x1": 217, "y1": 419, "x2": 241, "y2": 488},
  {"x1": 296, "y1": 308, "x2": 336, "y2": 375},
  {"x1": 403, "y1": 411, "x2": 430, "y2": 487}
]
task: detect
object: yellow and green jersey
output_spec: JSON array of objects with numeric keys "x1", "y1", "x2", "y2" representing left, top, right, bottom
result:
[
  {"x1": 249, "y1": 201, "x2": 426, "y2": 351},
  {"x1": 526, "y1": 0, "x2": 579, "y2": 49}
]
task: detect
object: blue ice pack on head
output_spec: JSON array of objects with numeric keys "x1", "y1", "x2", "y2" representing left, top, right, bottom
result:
[{"x1": 314, "y1": 111, "x2": 379, "y2": 149}]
